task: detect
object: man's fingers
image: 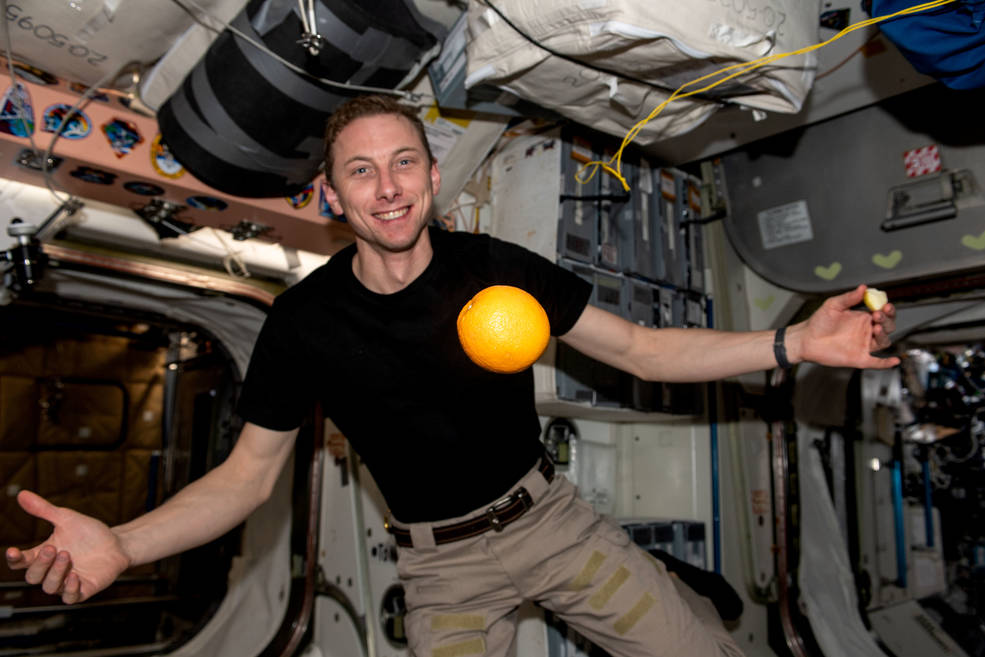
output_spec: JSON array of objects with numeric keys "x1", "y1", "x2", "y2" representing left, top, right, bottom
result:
[
  {"x1": 879, "y1": 305, "x2": 897, "y2": 334},
  {"x1": 16, "y1": 490, "x2": 61, "y2": 525},
  {"x1": 872, "y1": 313, "x2": 896, "y2": 333},
  {"x1": 42, "y1": 551, "x2": 72, "y2": 595},
  {"x1": 61, "y1": 572, "x2": 83, "y2": 605},
  {"x1": 7, "y1": 544, "x2": 46, "y2": 572},
  {"x1": 6, "y1": 547, "x2": 27, "y2": 569},
  {"x1": 866, "y1": 355, "x2": 901, "y2": 369},
  {"x1": 24, "y1": 545, "x2": 56, "y2": 585}
]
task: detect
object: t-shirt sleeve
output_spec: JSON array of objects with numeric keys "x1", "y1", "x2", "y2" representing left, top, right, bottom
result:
[
  {"x1": 488, "y1": 236, "x2": 592, "y2": 336},
  {"x1": 236, "y1": 298, "x2": 315, "y2": 431}
]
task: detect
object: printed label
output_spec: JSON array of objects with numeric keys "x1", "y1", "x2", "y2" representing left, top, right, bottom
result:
[
  {"x1": 571, "y1": 136, "x2": 592, "y2": 164},
  {"x1": 757, "y1": 200, "x2": 813, "y2": 250},
  {"x1": 688, "y1": 182, "x2": 702, "y2": 212},
  {"x1": 660, "y1": 170, "x2": 676, "y2": 200}
]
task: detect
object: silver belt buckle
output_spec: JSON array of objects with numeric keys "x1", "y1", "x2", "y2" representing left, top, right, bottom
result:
[{"x1": 485, "y1": 493, "x2": 514, "y2": 532}]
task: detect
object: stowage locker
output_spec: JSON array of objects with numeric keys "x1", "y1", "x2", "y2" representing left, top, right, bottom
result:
[
  {"x1": 670, "y1": 170, "x2": 693, "y2": 288},
  {"x1": 633, "y1": 158, "x2": 666, "y2": 283},
  {"x1": 598, "y1": 153, "x2": 635, "y2": 274},
  {"x1": 557, "y1": 132, "x2": 600, "y2": 264},
  {"x1": 555, "y1": 261, "x2": 632, "y2": 407},
  {"x1": 684, "y1": 177, "x2": 706, "y2": 293},
  {"x1": 657, "y1": 169, "x2": 686, "y2": 287}
]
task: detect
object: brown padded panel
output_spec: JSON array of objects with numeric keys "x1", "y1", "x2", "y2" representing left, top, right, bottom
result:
[
  {"x1": 37, "y1": 381, "x2": 126, "y2": 447},
  {"x1": 36, "y1": 452, "x2": 123, "y2": 532},
  {"x1": 0, "y1": 376, "x2": 40, "y2": 450}
]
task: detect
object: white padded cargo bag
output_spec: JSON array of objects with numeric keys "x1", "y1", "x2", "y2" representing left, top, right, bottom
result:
[
  {"x1": 465, "y1": 0, "x2": 819, "y2": 144},
  {"x1": 3, "y1": 0, "x2": 236, "y2": 87}
]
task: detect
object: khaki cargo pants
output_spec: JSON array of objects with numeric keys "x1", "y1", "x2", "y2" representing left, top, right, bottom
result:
[{"x1": 393, "y1": 460, "x2": 744, "y2": 657}]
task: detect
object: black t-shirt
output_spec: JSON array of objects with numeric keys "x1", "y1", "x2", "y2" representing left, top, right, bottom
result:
[{"x1": 237, "y1": 228, "x2": 592, "y2": 521}]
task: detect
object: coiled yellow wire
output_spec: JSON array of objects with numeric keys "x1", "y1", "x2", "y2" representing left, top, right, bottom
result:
[{"x1": 577, "y1": 0, "x2": 957, "y2": 190}]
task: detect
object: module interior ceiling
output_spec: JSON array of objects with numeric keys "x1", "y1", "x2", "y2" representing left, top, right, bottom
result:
[{"x1": 0, "y1": 1, "x2": 941, "y2": 261}]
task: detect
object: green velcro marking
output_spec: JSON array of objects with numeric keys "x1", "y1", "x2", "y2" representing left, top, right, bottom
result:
[
  {"x1": 433, "y1": 636, "x2": 485, "y2": 657},
  {"x1": 431, "y1": 614, "x2": 485, "y2": 632},
  {"x1": 590, "y1": 566, "x2": 630, "y2": 610},
  {"x1": 570, "y1": 550, "x2": 607, "y2": 590},
  {"x1": 394, "y1": 615, "x2": 405, "y2": 640},
  {"x1": 614, "y1": 593, "x2": 656, "y2": 635}
]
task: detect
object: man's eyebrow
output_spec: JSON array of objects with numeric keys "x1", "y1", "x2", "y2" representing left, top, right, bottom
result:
[
  {"x1": 392, "y1": 146, "x2": 423, "y2": 158},
  {"x1": 340, "y1": 146, "x2": 423, "y2": 168}
]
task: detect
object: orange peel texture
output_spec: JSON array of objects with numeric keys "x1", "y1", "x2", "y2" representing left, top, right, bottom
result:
[{"x1": 457, "y1": 285, "x2": 551, "y2": 374}]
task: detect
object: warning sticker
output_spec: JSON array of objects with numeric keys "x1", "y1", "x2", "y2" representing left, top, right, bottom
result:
[
  {"x1": 903, "y1": 144, "x2": 941, "y2": 178},
  {"x1": 757, "y1": 200, "x2": 813, "y2": 250}
]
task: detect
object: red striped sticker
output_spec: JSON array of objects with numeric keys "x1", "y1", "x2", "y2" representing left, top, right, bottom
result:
[{"x1": 903, "y1": 144, "x2": 941, "y2": 178}]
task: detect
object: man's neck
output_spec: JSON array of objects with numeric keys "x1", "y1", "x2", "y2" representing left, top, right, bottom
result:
[{"x1": 351, "y1": 232, "x2": 434, "y2": 295}]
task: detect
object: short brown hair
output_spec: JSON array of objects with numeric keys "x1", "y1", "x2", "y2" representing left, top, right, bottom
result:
[{"x1": 323, "y1": 94, "x2": 434, "y2": 185}]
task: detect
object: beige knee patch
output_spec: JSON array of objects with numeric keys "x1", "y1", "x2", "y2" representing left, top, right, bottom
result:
[
  {"x1": 432, "y1": 636, "x2": 485, "y2": 657},
  {"x1": 570, "y1": 550, "x2": 606, "y2": 590},
  {"x1": 589, "y1": 566, "x2": 630, "y2": 610},
  {"x1": 614, "y1": 593, "x2": 656, "y2": 635},
  {"x1": 431, "y1": 614, "x2": 485, "y2": 632}
]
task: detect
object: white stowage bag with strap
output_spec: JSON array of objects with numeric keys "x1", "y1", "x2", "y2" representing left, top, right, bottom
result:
[
  {"x1": 3, "y1": 0, "x2": 244, "y2": 88},
  {"x1": 464, "y1": 0, "x2": 819, "y2": 144}
]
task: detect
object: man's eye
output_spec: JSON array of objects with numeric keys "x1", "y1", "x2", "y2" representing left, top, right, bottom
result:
[{"x1": 353, "y1": 166, "x2": 369, "y2": 175}]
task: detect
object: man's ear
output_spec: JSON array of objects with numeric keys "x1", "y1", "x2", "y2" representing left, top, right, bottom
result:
[
  {"x1": 430, "y1": 160, "x2": 441, "y2": 196},
  {"x1": 323, "y1": 180, "x2": 345, "y2": 217}
]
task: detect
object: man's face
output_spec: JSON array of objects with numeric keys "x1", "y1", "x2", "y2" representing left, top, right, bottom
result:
[{"x1": 324, "y1": 114, "x2": 440, "y2": 255}]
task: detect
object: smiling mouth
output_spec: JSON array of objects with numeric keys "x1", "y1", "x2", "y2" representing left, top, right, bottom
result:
[{"x1": 374, "y1": 206, "x2": 410, "y2": 221}]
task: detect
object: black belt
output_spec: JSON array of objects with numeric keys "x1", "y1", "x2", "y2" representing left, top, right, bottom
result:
[{"x1": 387, "y1": 454, "x2": 555, "y2": 548}]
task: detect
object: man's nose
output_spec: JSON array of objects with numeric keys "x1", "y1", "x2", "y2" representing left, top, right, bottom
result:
[{"x1": 376, "y1": 169, "x2": 401, "y2": 200}]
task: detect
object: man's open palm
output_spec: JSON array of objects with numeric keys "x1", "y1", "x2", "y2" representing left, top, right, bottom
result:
[{"x1": 5, "y1": 490, "x2": 130, "y2": 604}]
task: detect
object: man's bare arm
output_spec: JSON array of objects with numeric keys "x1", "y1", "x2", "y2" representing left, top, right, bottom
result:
[
  {"x1": 115, "y1": 422, "x2": 298, "y2": 565},
  {"x1": 560, "y1": 284, "x2": 898, "y2": 383},
  {"x1": 6, "y1": 422, "x2": 298, "y2": 604}
]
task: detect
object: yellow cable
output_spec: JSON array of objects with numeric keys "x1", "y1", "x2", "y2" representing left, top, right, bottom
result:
[{"x1": 577, "y1": 0, "x2": 957, "y2": 191}]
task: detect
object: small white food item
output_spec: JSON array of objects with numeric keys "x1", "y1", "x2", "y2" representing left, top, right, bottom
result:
[{"x1": 863, "y1": 288, "x2": 888, "y2": 312}]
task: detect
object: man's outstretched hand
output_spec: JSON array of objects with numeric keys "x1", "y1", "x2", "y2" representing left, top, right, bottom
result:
[
  {"x1": 5, "y1": 490, "x2": 131, "y2": 604},
  {"x1": 791, "y1": 284, "x2": 900, "y2": 370}
]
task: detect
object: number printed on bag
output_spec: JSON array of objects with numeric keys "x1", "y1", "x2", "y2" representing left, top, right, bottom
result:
[
  {"x1": 709, "y1": 0, "x2": 788, "y2": 38},
  {"x1": 4, "y1": 4, "x2": 106, "y2": 66}
]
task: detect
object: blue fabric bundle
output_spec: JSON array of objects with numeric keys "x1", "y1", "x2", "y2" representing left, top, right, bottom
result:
[{"x1": 870, "y1": 0, "x2": 985, "y2": 89}]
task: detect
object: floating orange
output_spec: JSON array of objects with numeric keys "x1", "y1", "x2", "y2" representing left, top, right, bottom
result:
[{"x1": 457, "y1": 285, "x2": 551, "y2": 374}]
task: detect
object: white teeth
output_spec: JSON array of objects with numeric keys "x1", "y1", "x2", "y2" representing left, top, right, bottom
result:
[{"x1": 376, "y1": 208, "x2": 407, "y2": 220}]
